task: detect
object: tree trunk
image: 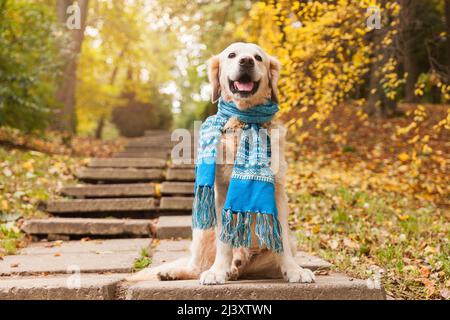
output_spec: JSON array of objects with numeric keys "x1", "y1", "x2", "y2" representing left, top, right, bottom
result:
[
  {"x1": 365, "y1": 30, "x2": 390, "y2": 116},
  {"x1": 364, "y1": 0, "x2": 400, "y2": 117},
  {"x1": 400, "y1": 0, "x2": 419, "y2": 102},
  {"x1": 446, "y1": 0, "x2": 450, "y2": 81},
  {"x1": 94, "y1": 116, "x2": 105, "y2": 139},
  {"x1": 53, "y1": 0, "x2": 89, "y2": 135},
  {"x1": 94, "y1": 44, "x2": 128, "y2": 139}
]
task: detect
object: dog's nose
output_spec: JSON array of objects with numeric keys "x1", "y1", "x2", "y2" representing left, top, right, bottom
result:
[{"x1": 239, "y1": 57, "x2": 254, "y2": 68}]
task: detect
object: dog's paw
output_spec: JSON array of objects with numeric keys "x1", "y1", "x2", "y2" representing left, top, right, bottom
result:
[
  {"x1": 282, "y1": 265, "x2": 315, "y2": 283},
  {"x1": 157, "y1": 270, "x2": 177, "y2": 281},
  {"x1": 228, "y1": 266, "x2": 239, "y2": 281},
  {"x1": 199, "y1": 268, "x2": 229, "y2": 285}
]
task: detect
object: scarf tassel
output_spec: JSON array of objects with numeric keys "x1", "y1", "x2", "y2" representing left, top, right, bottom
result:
[
  {"x1": 219, "y1": 210, "x2": 283, "y2": 253},
  {"x1": 192, "y1": 185, "x2": 217, "y2": 229}
]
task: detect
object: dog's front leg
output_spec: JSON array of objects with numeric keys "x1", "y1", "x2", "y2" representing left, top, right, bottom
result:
[
  {"x1": 157, "y1": 228, "x2": 214, "y2": 281},
  {"x1": 276, "y1": 185, "x2": 315, "y2": 283},
  {"x1": 199, "y1": 171, "x2": 233, "y2": 285},
  {"x1": 199, "y1": 238, "x2": 233, "y2": 285}
]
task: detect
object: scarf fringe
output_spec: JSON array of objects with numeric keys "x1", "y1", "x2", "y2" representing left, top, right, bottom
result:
[
  {"x1": 192, "y1": 185, "x2": 216, "y2": 229},
  {"x1": 219, "y1": 210, "x2": 283, "y2": 253}
]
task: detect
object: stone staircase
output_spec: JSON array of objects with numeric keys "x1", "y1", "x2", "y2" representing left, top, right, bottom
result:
[
  {"x1": 0, "y1": 130, "x2": 386, "y2": 300},
  {"x1": 21, "y1": 130, "x2": 195, "y2": 239}
]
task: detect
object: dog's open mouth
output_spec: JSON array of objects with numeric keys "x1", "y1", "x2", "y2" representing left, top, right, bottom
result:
[{"x1": 229, "y1": 75, "x2": 259, "y2": 96}]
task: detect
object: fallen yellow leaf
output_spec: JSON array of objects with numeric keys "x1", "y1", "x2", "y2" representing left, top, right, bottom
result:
[
  {"x1": 398, "y1": 153, "x2": 409, "y2": 162},
  {"x1": 312, "y1": 225, "x2": 321, "y2": 234},
  {"x1": 22, "y1": 160, "x2": 34, "y2": 171},
  {"x1": 1, "y1": 200, "x2": 8, "y2": 210}
]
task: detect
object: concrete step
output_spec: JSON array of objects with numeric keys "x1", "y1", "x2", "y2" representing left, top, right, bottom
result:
[
  {"x1": 0, "y1": 274, "x2": 124, "y2": 300},
  {"x1": 125, "y1": 274, "x2": 385, "y2": 300},
  {"x1": 123, "y1": 146, "x2": 172, "y2": 153},
  {"x1": 160, "y1": 197, "x2": 193, "y2": 211},
  {"x1": 88, "y1": 158, "x2": 166, "y2": 169},
  {"x1": 161, "y1": 182, "x2": 194, "y2": 195},
  {"x1": 155, "y1": 216, "x2": 191, "y2": 239},
  {"x1": 169, "y1": 163, "x2": 195, "y2": 169},
  {"x1": 123, "y1": 239, "x2": 383, "y2": 300},
  {"x1": 144, "y1": 130, "x2": 171, "y2": 137},
  {"x1": 21, "y1": 218, "x2": 154, "y2": 238},
  {"x1": 0, "y1": 239, "x2": 151, "y2": 276},
  {"x1": 127, "y1": 139, "x2": 174, "y2": 148},
  {"x1": 47, "y1": 198, "x2": 156, "y2": 214},
  {"x1": 60, "y1": 183, "x2": 156, "y2": 198},
  {"x1": 166, "y1": 168, "x2": 195, "y2": 181},
  {"x1": 148, "y1": 239, "x2": 332, "y2": 271},
  {"x1": 113, "y1": 152, "x2": 169, "y2": 159},
  {"x1": 77, "y1": 168, "x2": 165, "y2": 182}
]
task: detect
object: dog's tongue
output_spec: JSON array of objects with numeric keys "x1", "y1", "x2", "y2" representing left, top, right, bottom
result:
[{"x1": 234, "y1": 81, "x2": 254, "y2": 92}]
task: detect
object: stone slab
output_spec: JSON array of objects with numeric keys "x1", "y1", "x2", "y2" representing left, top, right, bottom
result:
[
  {"x1": 147, "y1": 240, "x2": 330, "y2": 271},
  {"x1": 77, "y1": 168, "x2": 165, "y2": 182},
  {"x1": 156, "y1": 216, "x2": 192, "y2": 239},
  {"x1": 152, "y1": 239, "x2": 191, "y2": 252},
  {"x1": 127, "y1": 140, "x2": 173, "y2": 148},
  {"x1": 149, "y1": 240, "x2": 191, "y2": 267},
  {"x1": 123, "y1": 146, "x2": 171, "y2": 153},
  {"x1": 166, "y1": 168, "x2": 195, "y2": 181},
  {"x1": 113, "y1": 152, "x2": 169, "y2": 159},
  {"x1": 21, "y1": 218, "x2": 154, "y2": 237},
  {"x1": 161, "y1": 182, "x2": 194, "y2": 195},
  {"x1": 125, "y1": 275, "x2": 386, "y2": 300},
  {"x1": 144, "y1": 130, "x2": 171, "y2": 137},
  {"x1": 47, "y1": 198, "x2": 156, "y2": 213},
  {"x1": 61, "y1": 183, "x2": 155, "y2": 198},
  {"x1": 0, "y1": 274, "x2": 125, "y2": 300},
  {"x1": 0, "y1": 252, "x2": 139, "y2": 276},
  {"x1": 169, "y1": 163, "x2": 195, "y2": 169},
  {"x1": 88, "y1": 158, "x2": 166, "y2": 168},
  {"x1": 21, "y1": 238, "x2": 151, "y2": 255},
  {"x1": 0, "y1": 239, "x2": 151, "y2": 277},
  {"x1": 160, "y1": 197, "x2": 193, "y2": 211}
]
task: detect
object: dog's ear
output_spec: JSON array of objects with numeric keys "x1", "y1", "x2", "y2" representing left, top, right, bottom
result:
[
  {"x1": 208, "y1": 55, "x2": 221, "y2": 103},
  {"x1": 268, "y1": 55, "x2": 281, "y2": 103}
]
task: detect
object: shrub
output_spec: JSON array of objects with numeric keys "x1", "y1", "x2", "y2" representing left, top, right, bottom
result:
[{"x1": 0, "y1": 0, "x2": 66, "y2": 132}]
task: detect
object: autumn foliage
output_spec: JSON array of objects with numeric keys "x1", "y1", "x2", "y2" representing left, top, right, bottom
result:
[{"x1": 237, "y1": 0, "x2": 449, "y2": 204}]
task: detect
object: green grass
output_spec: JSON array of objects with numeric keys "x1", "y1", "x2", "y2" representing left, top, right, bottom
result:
[
  {"x1": 289, "y1": 179, "x2": 449, "y2": 299},
  {"x1": 133, "y1": 248, "x2": 152, "y2": 271}
]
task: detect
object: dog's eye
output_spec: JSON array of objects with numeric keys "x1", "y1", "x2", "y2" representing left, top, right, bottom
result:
[
  {"x1": 254, "y1": 54, "x2": 262, "y2": 62},
  {"x1": 228, "y1": 52, "x2": 236, "y2": 59}
]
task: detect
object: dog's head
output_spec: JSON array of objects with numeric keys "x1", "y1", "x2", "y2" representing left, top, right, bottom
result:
[{"x1": 208, "y1": 42, "x2": 281, "y2": 110}]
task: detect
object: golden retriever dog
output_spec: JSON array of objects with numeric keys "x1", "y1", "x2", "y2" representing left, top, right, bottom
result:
[{"x1": 128, "y1": 42, "x2": 315, "y2": 284}]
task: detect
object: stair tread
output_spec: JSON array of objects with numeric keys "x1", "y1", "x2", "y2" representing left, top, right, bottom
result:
[
  {"x1": 161, "y1": 182, "x2": 194, "y2": 195},
  {"x1": 166, "y1": 168, "x2": 195, "y2": 181},
  {"x1": 126, "y1": 275, "x2": 385, "y2": 300},
  {"x1": 77, "y1": 168, "x2": 165, "y2": 182},
  {"x1": 61, "y1": 183, "x2": 155, "y2": 198},
  {"x1": 22, "y1": 218, "x2": 154, "y2": 237},
  {"x1": 47, "y1": 198, "x2": 156, "y2": 213},
  {"x1": 88, "y1": 158, "x2": 166, "y2": 168}
]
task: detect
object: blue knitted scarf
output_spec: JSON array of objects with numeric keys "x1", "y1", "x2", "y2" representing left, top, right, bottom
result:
[{"x1": 192, "y1": 98, "x2": 283, "y2": 252}]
